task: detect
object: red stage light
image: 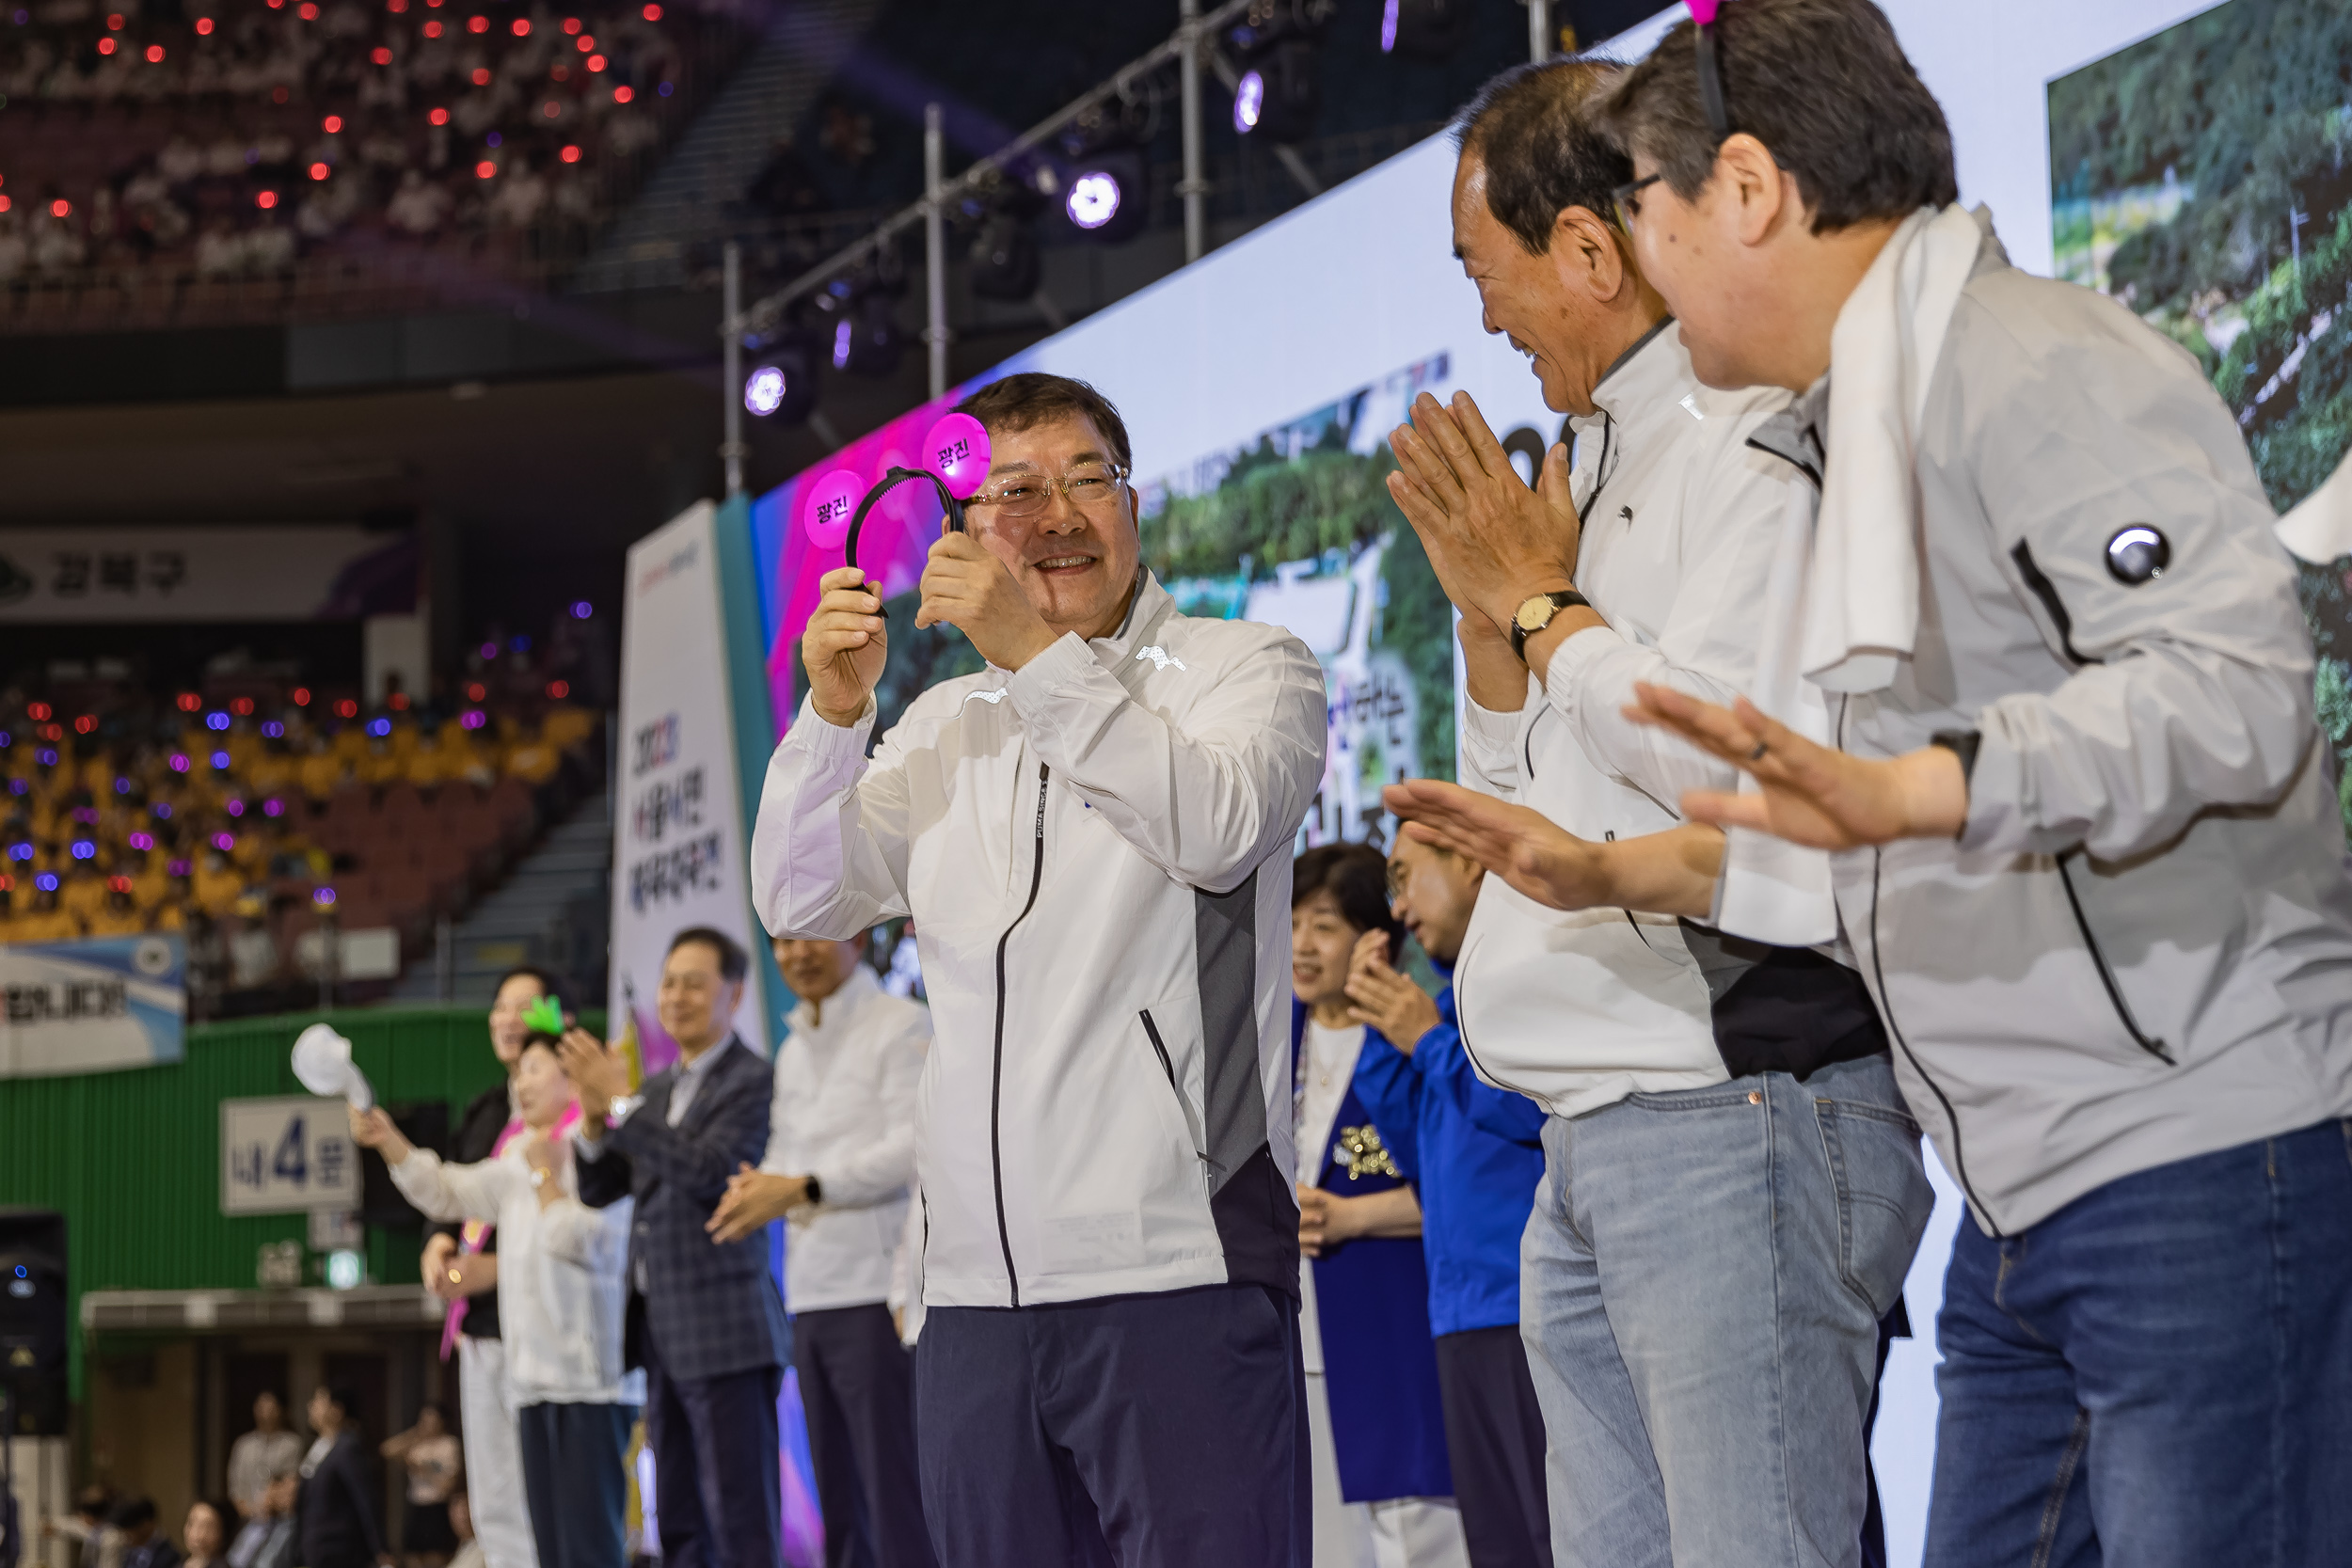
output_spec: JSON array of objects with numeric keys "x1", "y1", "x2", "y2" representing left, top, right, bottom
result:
[
  {"x1": 257, "y1": 190, "x2": 277, "y2": 207},
  {"x1": 475, "y1": 160, "x2": 497, "y2": 179},
  {"x1": 26, "y1": 705, "x2": 48, "y2": 721},
  {"x1": 231, "y1": 697, "x2": 255, "y2": 716},
  {"x1": 97, "y1": 36, "x2": 115, "y2": 53},
  {"x1": 543, "y1": 100, "x2": 559, "y2": 118},
  {"x1": 176, "y1": 694, "x2": 199, "y2": 713},
  {"x1": 49, "y1": 198, "x2": 68, "y2": 217},
  {"x1": 546, "y1": 681, "x2": 570, "y2": 700},
  {"x1": 388, "y1": 0, "x2": 406, "y2": 9},
  {"x1": 587, "y1": 54, "x2": 605, "y2": 71},
  {"x1": 575, "y1": 32, "x2": 592, "y2": 49},
  {"x1": 562, "y1": 16, "x2": 580, "y2": 31},
  {"x1": 372, "y1": 44, "x2": 389, "y2": 62},
  {"x1": 298, "y1": 1, "x2": 317, "y2": 16},
  {"x1": 470, "y1": 65, "x2": 489, "y2": 84},
  {"x1": 429, "y1": 105, "x2": 449, "y2": 123},
  {"x1": 196, "y1": 15, "x2": 213, "y2": 31},
  {"x1": 105, "y1": 11, "x2": 121, "y2": 26},
  {"x1": 560, "y1": 143, "x2": 580, "y2": 163},
  {"x1": 335, "y1": 699, "x2": 358, "y2": 719},
  {"x1": 389, "y1": 692, "x2": 411, "y2": 711},
  {"x1": 310, "y1": 162, "x2": 330, "y2": 181},
  {"x1": 422, "y1": 18, "x2": 440, "y2": 33},
  {"x1": 73, "y1": 715, "x2": 96, "y2": 734},
  {"x1": 145, "y1": 43, "x2": 163, "y2": 60},
  {"x1": 510, "y1": 17, "x2": 528, "y2": 33},
  {"x1": 642, "y1": 3, "x2": 660, "y2": 17},
  {"x1": 108, "y1": 877, "x2": 131, "y2": 893},
  {"x1": 0, "y1": 198, "x2": 12, "y2": 214},
  {"x1": 292, "y1": 688, "x2": 312, "y2": 706},
  {"x1": 39, "y1": 724, "x2": 60, "y2": 742},
  {"x1": 612, "y1": 82, "x2": 629, "y2": 101},
  {"x1": 323, "y1": 114, "x2": 342, "y2": 133},
  {"x1": 273, "y1": 85, "x2": 288, "y2": 101},
  {"x1": 466, "y1": 684, "x2": 485, "y2": 702},
  {"x1": 467, "y1": 12, "x2": 485, "y2": 29}
]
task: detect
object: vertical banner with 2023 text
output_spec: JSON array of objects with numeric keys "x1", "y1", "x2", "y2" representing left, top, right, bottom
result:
[{"x1": 609, "y1": 500, "x2": 774, "y2": 1078}]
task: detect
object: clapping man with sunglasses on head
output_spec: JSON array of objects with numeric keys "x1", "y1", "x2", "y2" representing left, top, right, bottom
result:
[{"x1": 752, "y1": 372, "x2": 1329, "y2": 1566}]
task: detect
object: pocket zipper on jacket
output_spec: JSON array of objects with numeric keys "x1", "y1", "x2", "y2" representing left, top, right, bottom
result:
[
  {"x1": 1138, "y1": 1009, "x2": 1210, "y2": 1168},
  {"x1": 990, "y1": 763, "x2": 1051, "y2": 1307},
  {"x1": 2054, "y1": 854, "x2": 2173, "y2": 1065}
]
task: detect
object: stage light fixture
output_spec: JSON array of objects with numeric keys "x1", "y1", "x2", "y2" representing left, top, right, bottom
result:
[
  {"x1": 968, "y1": 186, "x2": 1041, "y2": 300},
  {"x1": 743, "y1": 364, "x2": 786, "y2": 417},
  {"x1": 1379, "y1": 0, "x2": 1470, "y2": 58},
  {"x1": 1231, "y1": 40, "x2": 1321, "y2": 142},
  {"x1": 1060, "y1": 150, "x2": 1146, "y2": 243},
  {"x1": 743, "y1": 330, "x2": 818, "y2": 422},
  {"x1": 812, "y1": 276, "x2": 905, "y2": 378}
]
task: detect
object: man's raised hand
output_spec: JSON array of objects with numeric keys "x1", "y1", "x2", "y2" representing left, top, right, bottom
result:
[
  {"x1": 1622, "y1": 683, "x2": 1967, "y2": 847},
  {"x1": 1383, "y1": 779, "x2": 1613, "y2": 911},
  {"x1": 1343, "y1": 927, "x2": 1441, "y2": 1053},
  {"x1": 802, "y1": 566, "x2": 889, "y2": 728},
  {"x1": 913, "y1": 533, "x2": 1058, "y2": 673},
  {"x1": 1385, "y1": 390, "x2": 1580, "y2": 626}
]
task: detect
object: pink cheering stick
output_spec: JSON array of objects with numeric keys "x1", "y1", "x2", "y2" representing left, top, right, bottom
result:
[
  {"x1": 802, "y1": 468, "x2": 868, "y2": 553},
  {"x1": 815, "y1": 410, "x2": 993, "y2": 601}
]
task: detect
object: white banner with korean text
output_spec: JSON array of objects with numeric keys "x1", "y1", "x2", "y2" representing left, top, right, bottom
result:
[
  {"x1": 0, "y1": 933, "x2": 185, "y2": 1077},
  {"x1": 608, "y1": 502, "x2": 771, "y2": 1080},
  {"x1": 0, "y1": 528, "x2": 418, "y2": 624}
]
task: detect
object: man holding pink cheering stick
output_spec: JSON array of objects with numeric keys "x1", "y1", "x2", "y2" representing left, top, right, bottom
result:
[{"x1": 752, "y1": 372, "x2": 1327, "y2": 1565}]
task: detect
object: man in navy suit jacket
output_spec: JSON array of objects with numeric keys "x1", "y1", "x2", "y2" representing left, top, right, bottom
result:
[{"x1": 566, "y1": 927, "x2": 788, "y2": 1568}]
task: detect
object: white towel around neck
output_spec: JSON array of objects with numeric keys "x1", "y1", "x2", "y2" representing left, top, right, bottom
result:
[{"x1": 1714, "y1": 202, "x2": 1990, "y2": 948}]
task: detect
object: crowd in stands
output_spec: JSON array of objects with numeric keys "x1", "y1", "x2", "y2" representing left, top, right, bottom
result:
[
  {"x1": 0, "y1": 673, "x2": 601, "y2": 1005},
  {"x1": 0, "y1": 0, "x2": 746, "y2": 303}
]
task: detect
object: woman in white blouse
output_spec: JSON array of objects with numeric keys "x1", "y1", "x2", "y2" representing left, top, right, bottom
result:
[{"x1": 350, "y1": 1025, "x2": 640, "y2": 1568}]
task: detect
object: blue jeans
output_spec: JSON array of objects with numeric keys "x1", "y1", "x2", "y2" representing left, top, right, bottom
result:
[
  {"x1": 1924, "y1": 1117, "x2": 2352, "y2": 1568},
  {"x1": 1521, "y1": 1053, "x2": 1932, "y2": 1568}
]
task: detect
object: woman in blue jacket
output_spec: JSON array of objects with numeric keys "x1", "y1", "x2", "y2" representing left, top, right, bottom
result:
[{"x1": 1291, "y1": 844, "x2": 1467, "y2": 1568}]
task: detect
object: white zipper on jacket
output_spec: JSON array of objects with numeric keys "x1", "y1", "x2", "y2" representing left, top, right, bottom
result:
[{"x1": 990, "y1": 762, "x2": 1051, "y2": 1307}]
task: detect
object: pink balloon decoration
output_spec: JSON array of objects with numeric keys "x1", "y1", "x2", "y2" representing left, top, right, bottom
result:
[
  {"x1": 802, "y1": 468, "x2": 867, "y2": 551},
  {"x1": 923, "y1": 412, "x2": 993, "y2": 499}
]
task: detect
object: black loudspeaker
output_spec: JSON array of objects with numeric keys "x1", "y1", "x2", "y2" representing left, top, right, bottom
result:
[
  {"x1": 0, "y1": 1210, "x2": 67, "y2": 1436},
  {"x1": 359, "y1": 1101, "x2": 449, "y2": 1229}
]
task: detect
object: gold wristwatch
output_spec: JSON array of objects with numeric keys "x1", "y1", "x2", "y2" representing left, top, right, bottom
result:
[{"x1": 1510, "y1": 589, "x2": 1591, "y2": 661}]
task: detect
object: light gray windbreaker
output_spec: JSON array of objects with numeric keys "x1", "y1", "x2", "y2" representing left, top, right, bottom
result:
[{"x1": 1748, "y1": 226, "x2": 2352, "y2": 1237}]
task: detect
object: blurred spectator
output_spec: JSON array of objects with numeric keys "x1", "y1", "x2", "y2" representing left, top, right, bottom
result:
[
  {"x1": 229, "y1": 1390, "x2": 305, "y2": 1521},
  {"x1": 441, "y1": 1500, "x2": 479, "y2": 1568},
  {"x1": 294, "y1": 1386, "x2": 388, "y2": 1568},
  {"x1": 44, "y1": 1486, "x2": 118, "y2": 1568},
  {"x1": 380, "y1": 1406, "x2": 462, "y2": 1568},
  {"x1": 107, "y1": 1500, "x2": 179, "y2": 1568},
  {"x1": 180, "y1": 1502, "x2": 230, "y2": 1568}
]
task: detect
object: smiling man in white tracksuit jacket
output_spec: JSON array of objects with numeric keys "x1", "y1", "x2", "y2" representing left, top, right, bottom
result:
[{"x1": 752, "y1": 372, "x2": 1329, "y2": 1567}]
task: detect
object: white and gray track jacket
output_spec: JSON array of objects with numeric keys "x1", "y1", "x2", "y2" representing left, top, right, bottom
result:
[
  {"x1": 1751, "y1": 224, "x2": 2352, "y2": 1236},
  {"x1": 751, "y1": 574, "x2": 1328, "y2": 1308},
  {"x1": 1455, "y1": 323, "x2": 1802, "y2": 1117}
]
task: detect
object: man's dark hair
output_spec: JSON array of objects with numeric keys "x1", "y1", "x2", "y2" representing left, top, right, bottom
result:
[
  {"x1": 1454, "y1": 58, "x2": 1631, "y2": 255},
  {"x1": 104, "y1": 1498, "x2": 156, "y2": 1531},
  {"x1": 320, "y1": 1386, "x2": 360, "y2": 1422},
  {"x1": 493, "y1": 965, "x2": 569, "y2": 1013},
  {"x1": 955, "y1": 372, "x2": 1134, "y2": 474},
  {"x1": 668, "y1": 926, "x2": 749, "y2": 984},
  {"x1": 1600, "y1": 0, "x2": 1954, "y2": 233},
  {"x1": 1293, "y1": 844, "x2": 1406, "y2": 955}
]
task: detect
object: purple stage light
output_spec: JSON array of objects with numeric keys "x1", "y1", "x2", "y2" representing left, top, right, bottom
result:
[
  {"x1": 571, "y1": 600, "x2": 594, "y2": 619},
  {"x1": 744, "y1": 364, "x2": 787, "y2": 417},
  {"x1": 1380, "y1": 0, "x2": 1398, "y2": 52},
  {"x1": 1066, "y1": 169, "x2": 1123, "y2": 230},
  {"x1": 1233, "y1": 70, "x2": 1265, "y2": 134},
  {"x1": 833, "y1": 320, "x2": 854, "y2": 370}
]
